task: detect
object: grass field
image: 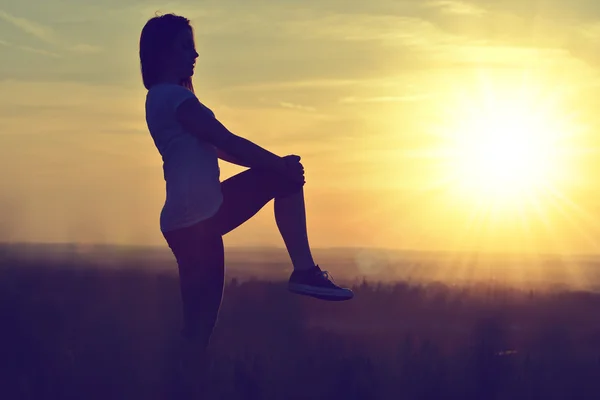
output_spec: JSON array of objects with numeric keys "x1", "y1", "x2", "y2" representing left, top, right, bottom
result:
[{"x1": 1, "y1": 250, "x2": 600, "y2": 399}]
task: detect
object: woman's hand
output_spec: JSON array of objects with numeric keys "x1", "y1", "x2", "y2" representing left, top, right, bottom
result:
[{"x1": 280, "y1": 154, "x2": 305, "y2": 184}]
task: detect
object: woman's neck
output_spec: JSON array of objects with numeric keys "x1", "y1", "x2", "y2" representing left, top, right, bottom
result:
[{"x1": 155, "y1": 76, "x2": 181, "y2": 86}]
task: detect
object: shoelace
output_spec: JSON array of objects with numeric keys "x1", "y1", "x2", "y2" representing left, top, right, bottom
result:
[{"x1": 319, "y1": 269, "x2": 336, "y2": 284}]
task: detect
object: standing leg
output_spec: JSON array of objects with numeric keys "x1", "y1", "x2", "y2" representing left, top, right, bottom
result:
[
  {"x1": 164, "y1": 228, "x2": 225, "y2": 346},
  {"x1": 163, "y1": 227, "x2": 225, "y2": 397},
  {"x1": 177, "y1": 234, "x2": 225, "y2": 345}
]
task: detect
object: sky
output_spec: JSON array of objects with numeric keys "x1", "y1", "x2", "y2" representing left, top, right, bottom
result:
[{"x1": 2, "y1": 0, "x2": 600, "y2": 255}]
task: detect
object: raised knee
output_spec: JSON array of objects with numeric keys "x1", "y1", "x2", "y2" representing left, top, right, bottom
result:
[{"x1": 275, "y1": 175, "x2": 304, "y2": 198}]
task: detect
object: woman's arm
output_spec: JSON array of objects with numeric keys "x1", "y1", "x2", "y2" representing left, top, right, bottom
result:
[
  {"x1": 177, "y1": 97, "x2": 287, "y2": 173},
  {"x1": 215, "y1": 148, "x2": 252, "y2": 168}
]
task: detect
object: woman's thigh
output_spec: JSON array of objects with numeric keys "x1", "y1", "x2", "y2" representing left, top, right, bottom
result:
[
  {"x1": 163, "y1": 167, "x2": 303, "y2": 262},
  {"x1": 203, "y1": 168, "x2": 303, "y2": 236}
]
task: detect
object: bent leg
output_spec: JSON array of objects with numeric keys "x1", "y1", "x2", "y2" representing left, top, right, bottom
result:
[
  {"x1": 162, "y1": 167, "x2": 300, "y2": 345},
  {"x1": 274, "y1": 189, "x2": 315, "y2": 271},
  {"x1": 205, "y1": 168, "x2": 315, "y2": 270}
]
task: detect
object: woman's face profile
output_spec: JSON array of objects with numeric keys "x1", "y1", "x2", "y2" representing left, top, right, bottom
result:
[{"x1": 166, "y1": 28, "x2": 199, "y2": 81}]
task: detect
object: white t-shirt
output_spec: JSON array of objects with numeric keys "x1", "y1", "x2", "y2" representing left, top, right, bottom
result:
[{"x1": 145, "y1": 83, "x2": 223, "y2": 233}]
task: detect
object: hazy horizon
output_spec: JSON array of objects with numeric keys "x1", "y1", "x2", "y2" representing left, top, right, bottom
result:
[
  {"x1": 4, "y1": 240, "x2": 600, "y2": 294},
  {"x1": 6, "y1": 239, "x2": 600, "y2": 258},
  {"x1": 3, "y1": 0, "x2": 600, "y2": 256}
]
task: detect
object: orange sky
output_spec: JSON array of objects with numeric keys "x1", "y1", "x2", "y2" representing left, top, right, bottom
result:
[{"x1": 2, "y1": 1, "x2": 600, "y2": 255}]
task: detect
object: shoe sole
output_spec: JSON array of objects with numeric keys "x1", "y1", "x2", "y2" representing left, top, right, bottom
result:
[{"x1": 288, "y1": 283, "x2": 354, "y2": 301}]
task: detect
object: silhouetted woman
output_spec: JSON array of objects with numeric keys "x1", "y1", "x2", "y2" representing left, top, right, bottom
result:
[{"x1": 139, "y1": 13, "x2": 353, "y2": 355}]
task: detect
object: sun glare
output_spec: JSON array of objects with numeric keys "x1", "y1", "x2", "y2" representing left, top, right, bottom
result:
[
  {"x1": 400, "y1": 76, "x2": 591, "y2": 254},
  {"x1": 450, "y1": 104, "x2": 560, "y2": 202},
  {"x1": 431, "y1": 82, "x2": 581, "y2": 215}
]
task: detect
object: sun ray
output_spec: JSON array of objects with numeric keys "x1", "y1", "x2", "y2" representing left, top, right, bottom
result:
[
  {"x1": 544, "y1": 188, "x2": 600, "y2": 252},
  {"x1": 388, "y1": 70, "x2": 595, "y2": 287}
]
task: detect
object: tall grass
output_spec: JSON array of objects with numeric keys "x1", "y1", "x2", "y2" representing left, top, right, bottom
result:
[{"x1": 1, "y1": 259, "x2": 600, "y2": 399}]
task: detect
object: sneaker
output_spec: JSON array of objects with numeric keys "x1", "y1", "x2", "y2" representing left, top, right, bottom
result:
[{"x1": 288, "y1": 265, "x2": 354, "y2": 301}]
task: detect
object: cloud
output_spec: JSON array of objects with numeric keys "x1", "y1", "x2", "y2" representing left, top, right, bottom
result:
[
  {"x1": 16, "y1": 44, "x2": 61, "y2": 58},
  {"x1": 340, "y1": 94, "x2": 437, "y2": 104},
  {"x1": 279, "y1": 102, "x2": 316, "y2": 112},
  {"x1": 0, "y1": 9, "x2": 103, "y2": 55},
  {"x1": 425, "y1": 1, "x2": 487, "y2": 16},
  {"x1": 0, "y1": 9, "x2": 60, "y2": 45},
  {"x1": 0, "y1": 37, "x2": 60, "y2": 57},
  {"x1": 279, "y1": 13, "x2": 478, "y2": 59},
  {"x1": 575, "y1": 21, "x2": 600, "y2": 42},
  {"x1": 225, "y1": 79, "x2": 365, "y2": 92},
  {"x1": 68, "y1": 44, "x2": 103, "y2": 54}
]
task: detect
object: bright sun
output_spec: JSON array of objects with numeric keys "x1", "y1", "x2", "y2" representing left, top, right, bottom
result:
[
  {"x1": 451, "y1": 107, "x2": 559, "y2": 201},
  {"x1": 398, "y1": 79, "x2": 589, "y2": 255},
  {"x1": 438, "y1": 85, "x2": 577, "y2": 210},
  {"x1": 381, "y1": 74, "x2": 594, "y2": 258}
]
